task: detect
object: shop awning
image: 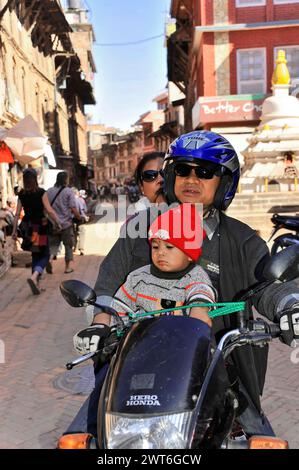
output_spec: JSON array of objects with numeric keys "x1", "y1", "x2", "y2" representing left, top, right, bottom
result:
[{"x1": 0, "y1": 115, "x2": 47, "y2": 164}]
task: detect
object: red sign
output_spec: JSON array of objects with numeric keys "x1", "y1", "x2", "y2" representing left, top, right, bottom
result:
[{"x1": 193, "y1": 95, "x2": 266, "y2": 126}]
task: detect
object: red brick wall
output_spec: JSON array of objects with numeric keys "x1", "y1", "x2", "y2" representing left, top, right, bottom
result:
[
  {"x1": 230, "y1": 27, "x2": 299, "y2": 95},
  {"x1": 193, "y1": 0, "x2": 201, "y2": 25},
  {"x1": 192, "y1": 1, "x2": 299, "y2": 100},
  {"x1": 274, "y1": 3, "x2": 299, "y2": 21},
  {"x1": 197, "y1": 33, "x2": 216, "y2": 96},
  {"x1": 228, "y1": 0, "x2": 237, "y2": 23},
  {"x1": 229, "y1": 1, "x2": 299, "y2": 24},
  {"x1": 235, "y1": 5, "x2": 267, "y2": 23},
  {"x1": 204, "y1": 0, "x2": 214, "y2": 25}
]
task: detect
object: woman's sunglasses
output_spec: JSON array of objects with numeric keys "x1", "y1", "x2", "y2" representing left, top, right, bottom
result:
[
  {"x1": 174, "y1": 163, "x2": 223, "y2": 180},
  {"x1": 141, "y1": 169, "x2": 164, "y2": 183}
]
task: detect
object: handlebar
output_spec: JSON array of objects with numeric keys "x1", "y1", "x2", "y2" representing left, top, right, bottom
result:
[
  {"x1": 219, "y1": 319, "x2": 281, "y2": 358},
  {"x1": 65, "y1": 339, "x2": 120, "y2": 370},
  {"x1": 66, "y1": 351, "x2": 98, "y2": 370}
]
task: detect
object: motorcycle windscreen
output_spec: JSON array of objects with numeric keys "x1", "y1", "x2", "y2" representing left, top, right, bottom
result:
[{"x1": 106, "y1": 316, "x2": 212, "y2": 414}]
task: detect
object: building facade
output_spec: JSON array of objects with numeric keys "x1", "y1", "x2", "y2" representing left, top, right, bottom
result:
[
  {"x1": 89, "y1": 98, "x2": 166, "y2": 186},
  {"x1": 0, "y1": 0, "x2": 96, "y2": 208},
  {"x1": 89, "y1": 125, "x2": 143, "y2": 186},
  {"x1": 63, "y1": 0, "x2": 96, "y2": 188},
  {"x1": 0, "y1": 0, "x2": 74, "y2": 204},
  {"x1": 168, "y1": 0, "x2": 299, "y2": 158}
]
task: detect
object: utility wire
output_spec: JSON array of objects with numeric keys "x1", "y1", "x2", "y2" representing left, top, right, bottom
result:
[{"x1": 94, "y1": 33, "x2": 164, "y2": 47}]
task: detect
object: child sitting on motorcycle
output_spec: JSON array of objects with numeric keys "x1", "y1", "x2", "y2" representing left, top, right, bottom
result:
[{"x1": 73, "y1": 203, "x2": 217, "y2": 355}]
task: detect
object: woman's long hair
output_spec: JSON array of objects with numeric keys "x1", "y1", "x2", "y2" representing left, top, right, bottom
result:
[{"x1": 22, "y1": 169, "x2": 38, "y2": 193}]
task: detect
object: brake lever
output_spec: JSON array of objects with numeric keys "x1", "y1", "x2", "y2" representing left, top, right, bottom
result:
[{"x1": 66, "y1": 350, "x2": 100, "y2": 370}]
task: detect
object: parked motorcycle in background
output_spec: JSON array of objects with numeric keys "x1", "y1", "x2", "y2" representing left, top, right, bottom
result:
[
  {"x1": 57, "y1": 246, "x2": 299, "y2": 450},
  {"x1": 269, "y1": 213, "x2": 299, "y2": 255}
]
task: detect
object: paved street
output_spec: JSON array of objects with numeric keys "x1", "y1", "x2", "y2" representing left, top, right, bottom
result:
[{"x1": 0, "y1": 221, "x2": 299, "y2": 448}]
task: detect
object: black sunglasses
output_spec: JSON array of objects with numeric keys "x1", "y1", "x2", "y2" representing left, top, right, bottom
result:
[
  {"x1": 141, "y1": 169, "x2": 164, "y2": 182},
  {"x1": 174, "y1": 163, "x2": 223, "y2": 180}
]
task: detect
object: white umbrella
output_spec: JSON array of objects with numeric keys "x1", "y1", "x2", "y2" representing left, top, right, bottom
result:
[{"x1": 1, "y1": 115, "x2": 48, "y2": 164}]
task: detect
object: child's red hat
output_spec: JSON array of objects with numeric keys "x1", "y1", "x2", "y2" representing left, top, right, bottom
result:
[{"x1": 148, "y1": 203, "x2": 205, "y2": 261}]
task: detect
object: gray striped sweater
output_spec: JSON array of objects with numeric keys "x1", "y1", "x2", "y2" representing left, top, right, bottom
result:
[{"x1": 111, "y1": 263, "x2": 217, "y2": 324}]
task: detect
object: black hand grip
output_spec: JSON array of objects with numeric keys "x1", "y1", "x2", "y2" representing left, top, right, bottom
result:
[{"x1": 268, "y1": 323, "x2": 281, "y2": 338}]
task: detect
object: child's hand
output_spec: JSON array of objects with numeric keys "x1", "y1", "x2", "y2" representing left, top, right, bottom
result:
[{"x1": 190, "y1": 306, "x2": 212, "y2": 327}]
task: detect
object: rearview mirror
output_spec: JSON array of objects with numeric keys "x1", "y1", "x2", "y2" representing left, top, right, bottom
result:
[
  {"x1": 60, "y1": 280, "x2": 96, "y2": 307},
  {"x1": 263, "y1": 245, "x2": 299, "y2": 282}
]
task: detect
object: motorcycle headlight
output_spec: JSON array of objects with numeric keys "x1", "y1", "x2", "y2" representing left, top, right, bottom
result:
[{"x1": 105, "y1": 411, "x2": 192, "y2": 449}]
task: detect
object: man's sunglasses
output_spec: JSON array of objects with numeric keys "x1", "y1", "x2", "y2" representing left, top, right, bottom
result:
[
  {"x1": 141, "y1": 169, "x2": 164, "y2": 182},
  {"x1": 174, "y1": 163, "x2": 223, "y2": 180}
]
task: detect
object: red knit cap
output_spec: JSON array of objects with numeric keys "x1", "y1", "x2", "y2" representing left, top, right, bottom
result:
[{"x1": 148, "y1": 203, "x2": 205, "y2": 261}]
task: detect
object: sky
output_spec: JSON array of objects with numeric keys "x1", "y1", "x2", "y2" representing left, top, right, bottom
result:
[{"x1": 77, "y1": 0, "x2": 171, "y2": 131}]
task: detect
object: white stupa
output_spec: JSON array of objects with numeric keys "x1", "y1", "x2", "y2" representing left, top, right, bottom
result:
[{"x1": 242, "y1": 50, "x2": 299, "y2": 183}]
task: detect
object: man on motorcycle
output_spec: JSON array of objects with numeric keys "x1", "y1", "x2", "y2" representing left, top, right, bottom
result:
[{"x1": 71, "y1": 130, "x2": 299, "y2": 437}]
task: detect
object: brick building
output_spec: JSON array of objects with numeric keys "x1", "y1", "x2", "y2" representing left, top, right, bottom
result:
[
  {"x1": 135, "y1": 108, "x2": 165, "y2": 154},
  {"x1": 0, "y1": 0, "x2": 96, "y2": 207},
  {"x1": 89, "y1": 125, "x2": 143, "y2": 186},
  {"x1": 89, "y1": 96, "x2": 166, "y2": 186},
  {"x1": 168, "y1": 0, "x2": 299, "y2": 158},
  {"x1": 63, "y1": 0, "x2": 96, "y2": 188},
  {"x1": 0, "y1": 0, "x2": 73, "y2": 204},
  {"x1": 152, "y1": 86, "x2": 185, "y2": 153}
]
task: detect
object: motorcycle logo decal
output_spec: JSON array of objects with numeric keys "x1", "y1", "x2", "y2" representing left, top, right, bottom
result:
[{"x1": 126, "y1": 395, "x2": 161, "y2": 406}]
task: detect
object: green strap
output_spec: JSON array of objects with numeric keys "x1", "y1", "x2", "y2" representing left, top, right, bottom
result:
[{"x1": 128, "y1": 302, "x2": 246, "y2": 322}]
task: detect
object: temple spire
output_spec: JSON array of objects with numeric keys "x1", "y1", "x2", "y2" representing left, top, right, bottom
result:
[{"x1": 272, "y1": 49, "x2": 290, "y2": 86}]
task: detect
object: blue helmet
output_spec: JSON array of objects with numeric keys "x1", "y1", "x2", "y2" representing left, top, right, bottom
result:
[{"x1": 163, "y1": 130, "x2": 240, "y2": 210}]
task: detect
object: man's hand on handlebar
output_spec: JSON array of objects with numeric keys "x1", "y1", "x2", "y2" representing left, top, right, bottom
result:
[
  {"x1": 73, "y1": 323, "x2": 111, "y2": 355},
  {"x1": 278, "y1": 305, "x2": 299, "y2": 348}
]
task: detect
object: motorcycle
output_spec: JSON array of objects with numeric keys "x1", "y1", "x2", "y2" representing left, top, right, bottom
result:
[
  {"x1": 269, "y1": 213, "x2": 299, "y2": 255},
  {"x1": 57, "y1": 245, "x2": 299, "y2": 450}
]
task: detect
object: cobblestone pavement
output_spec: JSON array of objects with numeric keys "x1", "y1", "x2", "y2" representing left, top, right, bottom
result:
[
  {"x1": 0, "y1": 247, "x2": 101, "y2": 449},
  {"x1": 0, "y1": 222, "x2": 299, "y2": 448}
]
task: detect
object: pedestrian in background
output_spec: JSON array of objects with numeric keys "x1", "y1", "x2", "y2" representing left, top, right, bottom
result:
[
  {"x1": 46, "y1": 171, "x2": 82, "y2": 274},
  {"x1": 72, "y1": 188, "x2": 89, "y2": 256},
  {"x1": 11, "y1": 169, "x2": 61, "y2": 295}
]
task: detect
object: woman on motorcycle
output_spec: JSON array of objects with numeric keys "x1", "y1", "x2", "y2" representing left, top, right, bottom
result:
[
  {"x1": 72, "y1": 131, "x2": 299, "y2": 437},
  {"x1": 133, "y1": 152, "x2": 165, "y2": 209}
]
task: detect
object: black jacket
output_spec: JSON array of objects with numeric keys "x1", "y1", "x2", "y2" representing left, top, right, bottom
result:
[{"x1": 95, "y1": 209, "x2": 298, "y2": 411}]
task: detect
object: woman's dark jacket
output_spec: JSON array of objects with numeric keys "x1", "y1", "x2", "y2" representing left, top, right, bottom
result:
[{"x1": 94, "y1": 209, "x2": 298, "y2": 411}]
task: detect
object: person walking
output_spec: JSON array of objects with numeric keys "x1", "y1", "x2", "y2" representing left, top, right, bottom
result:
[
  {"x1": 11, "y1": 168, "x2": 61, "y2": 295},
  {"x1": 46, "y1": 171, "x2": 82, "y2": 274}
]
